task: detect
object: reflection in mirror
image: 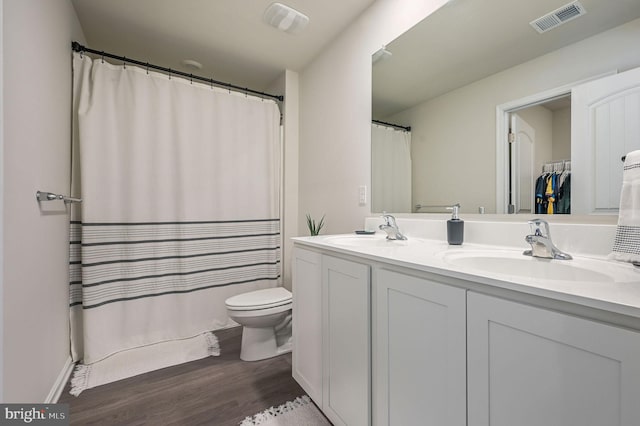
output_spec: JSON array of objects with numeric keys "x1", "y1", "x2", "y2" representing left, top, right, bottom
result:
[
  {"x1": 372, "y1": 0, "x2": 640, "y2": 216},
  {"x1": 508, "y1": 95, "x2": 571, "y2": 214},
  {"x1": 371, "y1": 121, "x2": 412, "y2": 213}
]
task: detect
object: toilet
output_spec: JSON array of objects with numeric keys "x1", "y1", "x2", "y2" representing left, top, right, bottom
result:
[{"x1": 225, "y1": 287, "x2": 293, "y2": 361}]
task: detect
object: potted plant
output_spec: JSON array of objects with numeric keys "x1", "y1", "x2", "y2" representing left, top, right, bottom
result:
[{"x1": 306, "y1": 213, "x2": 325, "y2": 236}]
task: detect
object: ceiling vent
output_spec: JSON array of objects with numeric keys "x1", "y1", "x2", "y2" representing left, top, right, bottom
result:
[
  {"x1": 530, "y1": 1, "x2": 587, "y2": 34},
  {"x1": 263, "y1": 3, "x2": 309, "y2": 34}
]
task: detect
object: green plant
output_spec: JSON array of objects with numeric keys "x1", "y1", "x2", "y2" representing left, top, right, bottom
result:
[{"x1": 306, "y1": 213, "x2": 325, "y2": 236}]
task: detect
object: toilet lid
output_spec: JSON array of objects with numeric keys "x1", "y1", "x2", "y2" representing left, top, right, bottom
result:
[{"x1": 225, "y1": 287, "x2": 292, "y2": 310}]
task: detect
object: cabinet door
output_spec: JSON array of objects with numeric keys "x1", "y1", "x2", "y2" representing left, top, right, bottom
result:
[
  {"x1": 292, "y1": 247, "x2": 323, "y2": 405},
  {"x1": 373, "y1": 269, "x2": 467, "y2": 426},
  {"x1": 468, "y1": 292, "x2": 640, "y2": 426},
  {"x1": 322, "y1": 255, "x2": 370, "y2": 426}
]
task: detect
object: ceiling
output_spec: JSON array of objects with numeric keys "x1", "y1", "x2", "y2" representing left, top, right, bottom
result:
[
  {"x1": 71, "y1": 0, "x2": 376, "y2": 93},
  {"x1": 373, "y1": 0, "x2": 640, "y2": 118}
]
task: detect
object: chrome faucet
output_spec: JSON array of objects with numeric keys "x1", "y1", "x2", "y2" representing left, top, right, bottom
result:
[
  {"x1": 523, "y1": 218, "x2": 572, "y2": 260},
  {"x1": 379, "y1": 213, "x2": 408, "y2": 240}
]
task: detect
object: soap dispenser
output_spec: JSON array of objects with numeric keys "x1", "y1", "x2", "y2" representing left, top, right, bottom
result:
[{"x1": 446, "y1": 204, "x2": 464, "y2": 245}]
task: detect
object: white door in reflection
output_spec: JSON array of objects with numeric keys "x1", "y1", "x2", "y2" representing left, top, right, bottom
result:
[
  {"x1": 572, "y1": 66, "x2": 640, "y2": 214},
  {"x1": 510, "y1": 114, "x2": 535, "y2": 213}
]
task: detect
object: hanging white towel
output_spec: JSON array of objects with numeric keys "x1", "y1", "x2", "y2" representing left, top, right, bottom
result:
[{"x1": 610, "y1": 150, "x2": 640, "y2": 264}]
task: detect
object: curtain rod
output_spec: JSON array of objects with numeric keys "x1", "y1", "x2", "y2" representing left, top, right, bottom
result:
[
  {"x1": 71, "y1": 42, "x2": 284, "y2": 102},
  {"x1": 372, "y1": 119, "x2": 411, "y2": 132}
]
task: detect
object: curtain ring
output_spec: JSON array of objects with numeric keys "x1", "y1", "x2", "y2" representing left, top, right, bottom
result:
[
  {"x1": 123, "y1": 57, "x2": 126, "y2": 69},
  {"x1": 101, "y1": 52, "x2": 104, "y2": 63},
  {"x1": 146, "y1": 63, "x2": 149, "y2": 75},
  {"x1": 190, "y1": 74, "x2": 193, "y2": 84}
]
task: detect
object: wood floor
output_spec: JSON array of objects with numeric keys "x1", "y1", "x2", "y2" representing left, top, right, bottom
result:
[{"x1": 59, "y1": 326, "x2": 308, "y2": 426}]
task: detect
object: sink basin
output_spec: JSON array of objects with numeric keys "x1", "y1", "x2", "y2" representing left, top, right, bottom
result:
[{"x1": 440, "y1": 249, "x2": 639, "y2": 283}]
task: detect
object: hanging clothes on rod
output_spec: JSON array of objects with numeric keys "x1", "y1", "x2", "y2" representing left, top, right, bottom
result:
[{"x1": 535, "y1": 160, "x2": 571, "y2": 214}]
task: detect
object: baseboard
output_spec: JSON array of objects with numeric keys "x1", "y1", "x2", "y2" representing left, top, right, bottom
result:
[{"x1": 45, "y1": 356, "x2": 75, "y2": 403}]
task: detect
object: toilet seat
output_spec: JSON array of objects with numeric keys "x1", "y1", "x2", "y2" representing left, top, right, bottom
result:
[
  {"x1": 225, "y1": 287, "x2": 292, "y2": 311},
  {"x1": 225, "y1": 287, "x2": 293, "y2": 361}
]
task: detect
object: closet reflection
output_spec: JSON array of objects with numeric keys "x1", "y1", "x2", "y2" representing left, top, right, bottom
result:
[
  {"x1": 508, "y1": 96, "x2": 571, "y2": 214},
  {"x1": 534, "y1": 161, "x2": 571, "y2": 214}
]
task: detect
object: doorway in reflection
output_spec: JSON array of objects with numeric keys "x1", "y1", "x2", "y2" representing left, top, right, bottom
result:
[{"x1": 507, "y1": 95, "x2": 571, "y2": 214}]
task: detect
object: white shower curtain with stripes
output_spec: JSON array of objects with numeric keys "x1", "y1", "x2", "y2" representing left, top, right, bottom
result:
[
  {"x1": 69, "y1": 53, "x2": 281, "y2": 394},
  {"x1": 371, "y1": 123, "x2": 412, "y2": 212}
]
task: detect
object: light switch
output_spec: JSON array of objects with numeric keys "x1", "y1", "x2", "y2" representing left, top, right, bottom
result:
[{"x1": 358, "y1": 185, "x2": 367, "y2": 205}]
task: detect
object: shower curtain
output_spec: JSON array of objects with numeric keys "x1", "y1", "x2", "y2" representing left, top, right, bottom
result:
[
  {"x1": 69, "y1": 53, "x2": 281, "y2": 394},
  {"x1": 371, "y1": 123, "x2": 412, "y2": 212}
]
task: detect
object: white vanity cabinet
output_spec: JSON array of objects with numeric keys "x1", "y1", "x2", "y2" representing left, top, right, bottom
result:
[
  {"x1": 293, "y1": 239, "x2": 640, "y2": 426},
  {"x1": 291, "y1": 247, "x2": 323, "y2": 405},
  {"x1": 292, "y1": 247, "x2": 370, "y2": 426},
  {"x1": 467, "y1": 292, "x2": 640, "y2": 426},
  {"x1": 373, "y1": 269, "x2": 467, "y2": 426},
  {"x1": 322, "y1": 255, "x2": 370, "y2": 426}
]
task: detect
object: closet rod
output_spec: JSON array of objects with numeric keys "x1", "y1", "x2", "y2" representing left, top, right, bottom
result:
[
  {"x1": 372, "y1": 119, "x2": 411, "y2": 132},
  {"x1": 71, "y1": 42, "x2": 284, "y2": 102}
]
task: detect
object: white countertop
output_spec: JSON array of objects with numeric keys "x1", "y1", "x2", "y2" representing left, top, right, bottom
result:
[{"x1": 293, "y1": 233, "x2": 640, "y2": 320}]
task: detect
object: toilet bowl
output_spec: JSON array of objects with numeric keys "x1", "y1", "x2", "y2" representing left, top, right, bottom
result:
[{"x1": 225, "y1": 287, "x2": 292, "y2": 361}]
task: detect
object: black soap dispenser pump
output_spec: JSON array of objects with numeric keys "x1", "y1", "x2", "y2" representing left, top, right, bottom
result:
[{"x1": 447, "y1": 204, "x2": 464, "y2": 245}]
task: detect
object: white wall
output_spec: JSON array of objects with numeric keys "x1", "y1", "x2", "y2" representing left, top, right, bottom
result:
[
  {"x1": 0, "y1": 0, "x2": 4, "y2": 403},
  {"x1": 268, "y1": 70, "x2": 299, "y2": 290},
  {"x1": 298, "y1": 0, "x2": 450, "y2": 235},
  {"x1": 552, "y1": 107, "x2": 571, "y2": 161},
  {"x1": 389, "y1": 18, "x2": 640, "y2": 214},
  {"x1": 2, "y1": 0, "x2": 85, "y2": 402}
]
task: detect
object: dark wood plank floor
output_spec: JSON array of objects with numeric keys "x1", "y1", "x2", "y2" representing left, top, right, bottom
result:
[{"x1": 59, "y1": 326, "x2": 307, "y2": 426}]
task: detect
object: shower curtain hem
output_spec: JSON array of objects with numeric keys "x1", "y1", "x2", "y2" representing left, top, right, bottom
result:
[{"x1": 69, "y1": 331, "x2": 220, "y2": 396}]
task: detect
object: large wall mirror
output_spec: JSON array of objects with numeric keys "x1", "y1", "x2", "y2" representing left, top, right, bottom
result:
[{"x1": 372, "y1": 0, "x2": 640, "y2": 216}]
